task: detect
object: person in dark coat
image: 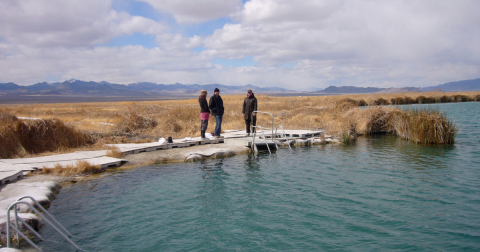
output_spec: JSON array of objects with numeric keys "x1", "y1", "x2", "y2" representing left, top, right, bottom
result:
[
  {"x1": 199, "y1": 89, "x2": 210, "y2": 139},
  {"x1": 208, "y1": 88, "x2": 225, "y2": 138},
  {"x1": 242, "y1": 89, "x2": 257, "y2": 136}
]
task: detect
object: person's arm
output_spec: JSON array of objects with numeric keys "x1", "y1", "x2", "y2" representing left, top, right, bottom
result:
[
  {"x1": 253, "y1": 98, "x2": 257, "y2": 116},
  {"x1": 209, "y1": 97, "x2": 217, "y2": 113},
  {"x1": 206, "y1": 99, "x2": 211, "y2": 113},
  {"x1": 242, "y1": 99, "x2": 246, "y2": 115},
  {"x1": 201, "y1": 99, "x2": 209, "y2": 113}
]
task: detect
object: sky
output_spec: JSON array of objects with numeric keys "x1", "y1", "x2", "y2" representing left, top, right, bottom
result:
[{"x1": 1, "y1": 0, "x2": 480, "y2": 91}]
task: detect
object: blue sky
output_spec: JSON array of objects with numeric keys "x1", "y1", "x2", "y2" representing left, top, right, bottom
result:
[{"x1": 1, "y1": 0, "x2": 479, "y2": 90}]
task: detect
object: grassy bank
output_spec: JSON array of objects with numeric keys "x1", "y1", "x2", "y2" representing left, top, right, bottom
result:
[
  {"x1": 1, "y1": 91, "x2": 475, "y2": 158},
  {"x1": 0, "y1": 113, "x2": 94, "y2": 158}
]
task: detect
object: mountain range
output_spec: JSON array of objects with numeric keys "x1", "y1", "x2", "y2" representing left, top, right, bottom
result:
[
  {"x1": 1, "y1": 78, "x2": 479, "y2": 98},
  {"x1": 320, "y1": 78, "x2": 480, "y2": 94},
  {"x1": 0, "y1": 80, "x2": 291, "y2": 97}
]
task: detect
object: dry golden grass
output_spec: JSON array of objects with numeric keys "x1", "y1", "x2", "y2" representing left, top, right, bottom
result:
[
  {"x1": 0, "y1": 112, "x2": 95, "y2": 158},
  {"x1": 0, "y1": 90, "x2": 477, "y2": 158},
  {"x1": 40, "y1": 160, "x2": 103, "y2": 176},
  {"x1": 0, "y1": 113, "x2": 23, "y2": 158},
  {"x1": 105, "y1": 146, "x2": 124, "y2": 158}
]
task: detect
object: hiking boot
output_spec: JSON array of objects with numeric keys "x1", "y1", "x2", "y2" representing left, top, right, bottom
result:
[{"x1": 246, "y1": 133, "x2": 250, "y2": 137}]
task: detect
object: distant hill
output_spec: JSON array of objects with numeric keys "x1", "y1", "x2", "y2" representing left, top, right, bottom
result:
[
  {"x1": 1, "y1": 78, "x2": 479, "y2": 97},
  {"x1": 422, "y1": 78, "x2": 480, "y2": 92},
  {"x1": 323, "y1": 86, "x2": 385, "y2": 93},
  {"x1": 320, "y1": 78, "x2": 480, "y2": 94},
  {"x1": 0, "y1": 80, "x2": 293, "y2": 97},
  {"x1": 377, "y1": 87, "x2": 422, "y2": 94}
]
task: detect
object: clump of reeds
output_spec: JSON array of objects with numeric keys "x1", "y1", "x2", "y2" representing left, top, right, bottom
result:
[
  {"x1": 0, "y1": 115, "x2": 95, "y2": 158},
  {"x1": 355, "y1": 106, "x2": 398, "y2": 134},
  {"x1": 115, "y1": 111, "x2": 157, "y2": 133},
  {"x1": 41, "y1": 160, "x2": 103, "y2": 176},
  {"x1": 390, "y1": 97, "x2": 406, "y2": 105},
  {"x1": 0, "y1": 112, "x2": 18, "y2": 121},
  {"x1": 324, "y1": 105, "x2": 457, "y2": 145},
  {"x1": 371, "y1": 98, "x2": 390, "y2": 106},
  {"x1": 390, "y1": 108, "x2": 457, "y2": 144},
  {"x1": 452, "y1": 95, "x2": 471, "y2": 102},
  {"x1": 415, "y1": 95, "x2": 436, "y2": 104},
  {"x1": 0, "y1": 113, "x2": 23, "y2": 158},
  {"x1": 15, "y1": 119, "x2": 95, "y2": 154},
  {"x1": 106, "y1": 146, "x2": 123, "y2": 158}
]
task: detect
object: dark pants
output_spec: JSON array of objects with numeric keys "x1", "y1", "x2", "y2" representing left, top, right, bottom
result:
[
  {"x1": 245, "y1": 116, "x2": 256, "y2": 134},
  {"x1": 201, "y1": 120, "x2": 208, "y2": 131},
  {"x1": 214, "y1": 115, "x2": 222, "y2": 136}
]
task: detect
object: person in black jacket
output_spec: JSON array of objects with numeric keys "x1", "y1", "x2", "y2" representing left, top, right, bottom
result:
[
  {"x1": 242, "y1": 89, "x2": 257, "y2": 136},
  {"x1": 208, "y1": 88, "x2": 225, "y2": 138},
  {"x1": 199, "y1": 89, "x2": 210, "y2": 139}
]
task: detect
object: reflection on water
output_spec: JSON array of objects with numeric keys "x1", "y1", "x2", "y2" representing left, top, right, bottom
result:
[{"x1": 39, "y1": 102, "x2": 480, "y2": 251}]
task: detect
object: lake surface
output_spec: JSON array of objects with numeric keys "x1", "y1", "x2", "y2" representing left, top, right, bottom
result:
[{"x1": 39, "y1": 102, "x2": 480, "y2": 251}]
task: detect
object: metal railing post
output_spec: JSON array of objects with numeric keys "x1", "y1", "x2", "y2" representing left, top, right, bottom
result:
[
  {"x1": 252, "y1": 111, "x2": 274, "y2": 140},
  {"x1": 252, "y1": 125, "x2": 271, "y2": 154},
  {"x1": 275, "y1": 125, "x2": 292, "y2": 150}
]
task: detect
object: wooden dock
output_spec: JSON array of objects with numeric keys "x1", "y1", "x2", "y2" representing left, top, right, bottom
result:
[
  {"x1": 0, "y1": 130, "x2": 320, "y2": 184},
  {"x1": 106, "y1": 137, "x2": 224, "y2": 154},
  {"x1": 0, "y1": 137, "x2": 225, "y2": 185}
]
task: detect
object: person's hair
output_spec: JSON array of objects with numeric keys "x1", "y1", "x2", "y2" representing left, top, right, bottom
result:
[
  {"x1": 247, "y1": 89, "x2": 252, "y2": 93},
  {"x1": 200, "y1": 89, "x2": 207, "y2": 97}
]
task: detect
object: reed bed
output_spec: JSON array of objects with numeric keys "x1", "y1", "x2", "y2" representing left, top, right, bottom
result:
[
  {"x1": 105, "y1": 146, "x2": 124, "y2": 158},
  {"x1": 0, "y1": 91, "x2": 477, "y2": 159},
  {"x1": 40, "y1": 160, "x2": 103, "y2": 176},
  {"x1": 0, "y1": 112, "x2": 94, "y2": 158}
]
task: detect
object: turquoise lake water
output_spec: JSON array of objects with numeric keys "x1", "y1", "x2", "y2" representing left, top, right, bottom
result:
[{"x1": 39, "y1": 102, "x2": 480, "y2": 251}]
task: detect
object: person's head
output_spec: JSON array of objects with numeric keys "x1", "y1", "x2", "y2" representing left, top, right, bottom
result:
[
  {"x1": 200, "y1": 89, "x2": 207, "y2": 97},
  {"x1": 214, "y1": 88, "x2": 220, "y2": 96},
  {"x1": 247, "y1": 89, "x2": 253, "y2": 97}
]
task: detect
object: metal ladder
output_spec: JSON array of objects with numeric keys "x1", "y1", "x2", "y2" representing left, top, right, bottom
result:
[
  {"x1": 251, "y1": 111, "x2": 292, "y2": 154},
  {"x1": 6, "y1": 196, "x2": 82, "y2": 252}
]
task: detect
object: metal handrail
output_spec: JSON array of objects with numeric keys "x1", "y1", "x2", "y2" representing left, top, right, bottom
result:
[
  {"x1": 274, "y1": 125, "x2": 292, "y2": 150},
  {"x1": 252, "y1": 125, "x2": 272, "y2": 154},
  {"x1": 6, "y1": 197, "x2": 82, "y2": 251},
  {"x1": 252, "y1": 111, "x2": 274, "y2": 138},
  {"x1": 17, "y1": 196, "x2": 73, "y2": 237},
  {"x1": 250, "y1": 111, "x2": 293, "y2": 154}
]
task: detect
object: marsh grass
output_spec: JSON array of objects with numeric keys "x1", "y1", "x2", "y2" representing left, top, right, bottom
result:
[
  {"x1": 105, "y1": 146, "x2": 123, "y2": 158},
  {"x1": 40, "y1": 160, "x2": 103, "y2": 176},
  {"x1": 0, "y1": 113, "x2": 22, "y2": 158},
  {"x1": 115, "y1": 110, "x2": 157, "y2": 133},
  {"x1": 391, "y1": 108, "x2": 457, "y2": 144},
  {"x1": 0, "y1": 113, "x2": 94, "y2": 158},
  {"x1": 0, "y1": 91, "x2": 476, "y2": 157}
]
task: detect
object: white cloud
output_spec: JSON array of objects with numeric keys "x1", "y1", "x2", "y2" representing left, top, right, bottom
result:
[
  {"x1": 200, "y1": 0, "x2": 480, "y2": 87},
  {"x1": 139, "y1": 0, "x2": 243, "y2": 23},
  {"x1": 1, "y1": 0, "x2": 480, "y2": 90},
  {"x1": 0, "y1": 0, "x2": 165, "y2": 48}
]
